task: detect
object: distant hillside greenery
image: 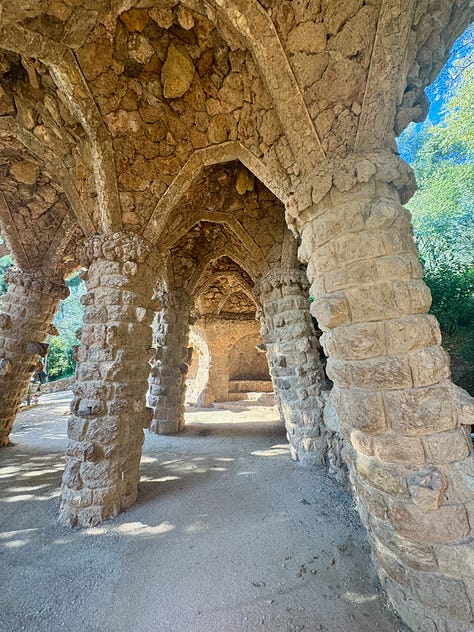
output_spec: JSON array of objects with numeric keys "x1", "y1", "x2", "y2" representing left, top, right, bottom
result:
[
  {"x1": 397, "y1": 25, "x2": 474, "y2": 392},
  {"x1": 46, "y1": 273, "x2": 85, "y2": 381},
  {"x1": 0, "y1": 258, "x2": 85, "y2": 382}
]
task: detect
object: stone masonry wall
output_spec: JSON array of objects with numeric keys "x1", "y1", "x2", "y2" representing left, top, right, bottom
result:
[{"x1": 0, "y1": 269, "x2": 68, "y2": 446}]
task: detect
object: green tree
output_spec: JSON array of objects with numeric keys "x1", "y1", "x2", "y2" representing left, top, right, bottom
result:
[
  {"x1": 398, "y1": 28, "x2": 474, "y2": 391},
  {"x1": 45, "y1": 273, "x2": 85, "y2": 381},
  {"x1": 0, "y1": 254, "x2": 13, "y2": 295}
]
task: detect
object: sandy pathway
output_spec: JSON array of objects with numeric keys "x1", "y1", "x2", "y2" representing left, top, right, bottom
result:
[{"x1": 0, "y1": 393, "x2": 408, "y2": 632}]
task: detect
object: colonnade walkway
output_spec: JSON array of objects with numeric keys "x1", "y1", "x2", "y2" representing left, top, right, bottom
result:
[{"x1": 0, "y1": 392, "x2": 407, "y2": 632}]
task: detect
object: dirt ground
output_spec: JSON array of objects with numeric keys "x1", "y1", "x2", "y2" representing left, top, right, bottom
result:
[{"x1": 0, "y1": 392, "x2": 409, "y2": 632}]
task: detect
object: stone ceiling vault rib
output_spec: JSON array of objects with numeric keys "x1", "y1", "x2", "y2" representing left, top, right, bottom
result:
[
  {"x1": 0, "y1": 191, "x2": 31, "y2": 269},
  {"x1": 195, "y1": 270, "x2": 255, "y2": 303},
  {"x1": 144, "y1": 141, "x2": 289, "y2": 246},
  {"x1": 355, "y1": 0, "x2": 417, "y2": 152},
  {"x1": 194, "y1": 0, "x2": 326, "y2": 172},
  {"x1": 186, "y1": 250, "x2": 257, "y2": 295},
  {"x1": 161, "y1": 212, "x2": 269, "y2": 276},
  {"x1": 0, "y1": 23, "x2": 121, "y2": 233}
]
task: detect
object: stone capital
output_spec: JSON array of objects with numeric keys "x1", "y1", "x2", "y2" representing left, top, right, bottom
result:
[
  {"x1": 81, "y1": 231, "x2": 157, "y2": 268},
  {"x1": 286, "y1": 150, "x2": 416, "y2": 232},
  {"x1": 253, "y1": 267, "x2": 309, "y2": 299},
  {"x1": 3, "y1": 268, "x2": 69, "y2": 300}
]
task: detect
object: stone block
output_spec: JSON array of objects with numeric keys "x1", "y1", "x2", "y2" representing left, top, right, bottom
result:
[
  {"x1": 434, "y1": 539, "x2": 474, "y2": 577},
  {"x1": 333, "y1": 387, "x2": 387, "y2": 433},
  {"x1": 325, "y1": 358, "x2": 351, "y2": 386},
  {"x1": 345, "y1": 281, "x2": 399, "y2": 322},
  {"x1": 453, "y1": 385, "x2": 474, "y2": 426},
  {"x1": 332, "y1": 231, "x2": 387, "y2": 268},
  {"x1": 392, "y1": 279, "x2": 432, "y2": 315},
  {"x1": 407, "y1": 467, "x2": 446, "y2": 510},
  {"x1": 311, "y1": 204, "x2": 365, "y2": 248},
  {"x1": 311, "y1": 291, "x2": 350, "y2": 327},
  {"x1": 374, "y1": 253, "x2": 418, "y2": 283},
  {"x1": 373, "y1": 541, "x2": 408, "y2": 585},
  {"x1": 352, "y1": 475, "x2": 388, "y2": 520},
  {"x1": 408, "y1": 346, "x2": 451, "y2": 388},
  {"x1": 410, "y1": 570, "x2": 473, "y2": 620},
  {"x1": 77, "y1": 397, "x2": 106, "y2": 418},
  {"x1": 86, "y1": 417, "x2": 121, "y2": 445},
  {"x1": 356, "y1": 453, "x2": 409, "y2": 497},
  {"x1": 324, "y1": 259, "x2": 376, "y2": 292},
  {"x1": 391, "y1": 501, "x2": 470, "y2": 542},
  {"x1": 370, "y1": 518, "x2": 437, "y2": 571},
  {"x1": 384, "y1": 384, "x2": 455, "y2": 436},
  {"x1": 373, "y1": 434, "x2": 425, "y2": 464},
  {"x1": 67, "y1": 415, "x2": 89, "y2": 442},
  {"x1": 422, "y1": 429, "x2": 471, "y2": 464},
  {"x1": 347, "y1": 354, "x2": 413, "y2": 390},
  {"x1": 330, "y1": 321, "x2": 386, "y2": 359}
]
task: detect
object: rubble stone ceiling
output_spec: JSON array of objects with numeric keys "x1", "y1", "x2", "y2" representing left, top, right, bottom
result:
[
  {"x1": 0, "y1": 1, "x2": 471, "y2": 269},
  {"x1": 0, "y1": 134, "x2": 84, "y2": 277},
  {"x1": 194, "y1": 270, "x2": 257, "y2": 317},
  {"x1": 160, "y1": 161, "x2": 287, "y2": 265},
  {"x1": 168, "y1": 219, "x2": 265, "y2": 291}
]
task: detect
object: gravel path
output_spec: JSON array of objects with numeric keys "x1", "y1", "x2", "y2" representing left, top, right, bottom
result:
[{"x1": 0, "y1": 392, "x2": 408, "y2": 632}]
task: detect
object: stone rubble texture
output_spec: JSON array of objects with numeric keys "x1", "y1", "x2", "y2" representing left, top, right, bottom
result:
[{"x1": 0, "y1": 1, "x2": 473, "y2": 630}]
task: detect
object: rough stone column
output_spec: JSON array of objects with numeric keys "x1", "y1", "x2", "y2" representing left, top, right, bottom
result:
[
  {"x1": 254, "y1": 268, "x2": 330, "y2": 467},
  {"x1": 195, "y1": 318, "x2": 232, "y2": 406},
  {"x1": 58, "y1": 232, "x2": 157, "y2": 527},
  {"x1": 148, "y1": 288, "x2": 192, "y2": 434},
  {"x1": 0, "y1": 269, "x2": 68, "y2": 447},
  {"x1": 297, "y1": 167, "x2": 474, "y2": 631}
]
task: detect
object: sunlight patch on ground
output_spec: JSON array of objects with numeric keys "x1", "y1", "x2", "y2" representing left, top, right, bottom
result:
[
  {"x1": 251, "y1": 444, "x2": 290, "y2": 457},
  {"x1": 0, "y1": 528, "x2": 38, "y2": 539},
  {"x1": 344, "y1": 591, "x2": 379, "y2": 605},
  {"x1": 84, "y1": 520, "x2": 176, "y2": 537}
]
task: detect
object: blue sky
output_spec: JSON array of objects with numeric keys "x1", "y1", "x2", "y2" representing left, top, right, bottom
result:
[{"x1": 398, "y1": 24, "x2": 473, "y2": 162}]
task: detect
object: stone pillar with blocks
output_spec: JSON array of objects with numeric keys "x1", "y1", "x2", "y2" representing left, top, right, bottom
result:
[
  {"x1": 58, "y1": 232, "x2": 158, "y2": 527},
  {"x1": 0, "y1": 268, "x2": 68, "y2": 447}
]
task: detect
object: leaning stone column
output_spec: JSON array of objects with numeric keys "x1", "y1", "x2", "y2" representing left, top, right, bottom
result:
[
  {"x1": 58, "y1": 232, "x2": 157, "y2": 527},
  {"x1": 0, "y1": 269, "x2": 68, "y2": 447},
  {"x1": 296, "y1": 157, "x2": 474, "y2": 631},
  {"x1": 254, "y1": 268, "x2": 329, "y2": 466},
  {"x1": 149, "y1": 288, "x2": 192, "y2": 434}
]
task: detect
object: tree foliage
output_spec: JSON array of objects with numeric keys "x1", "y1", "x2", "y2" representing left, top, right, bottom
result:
[
  {"x1": 398, "y1": 26, "x2": 474, "y2": 391},
  {"x1": 0, "y1": 254, "x2": 13, "y2": 294},
  {"x1": 46, "y1": 273, "x2": 85, "y2": 381}
]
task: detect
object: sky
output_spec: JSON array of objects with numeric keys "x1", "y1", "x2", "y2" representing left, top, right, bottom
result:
[{"x1": 397, "y1": 24, "x2": 473, "y2": 162}]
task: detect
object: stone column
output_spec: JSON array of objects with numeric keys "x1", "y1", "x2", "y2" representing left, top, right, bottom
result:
[
  {"x1": 253, "y1": 268, "x2": 330, "y2": 466},
  {"x1": 0, "y1": 269, "x2": 68, "y2": 447},
  {"x1": 58, "y1": 232, "x2": 157, "y2": 527},
  {"x1": 149, "y1": 288, "x2": 192, "y2": 434},
  {"x1": 194, "y1": 318, "x2": 232, "y2": 406},
  {"x1": 296, "y1": 162, "x2": 474, "y2": 631}
]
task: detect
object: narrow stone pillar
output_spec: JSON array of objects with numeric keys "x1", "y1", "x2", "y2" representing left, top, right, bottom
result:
[
  {"x1": 0, "y1": 269, "x2": 68, "y2": 447},
  {"x1": 297, "y1": 170, "x2": 474, "y2": 630},
  {"x1": 58, "y1": 232, "x2": 157, "y2": 527},
  {"x1": 194, "y1": 318, "x2": 232, "y2": 406},
  {"x1": 253, "y1": 268, "x2": 329, "y2": 466},
  {"x1": 149, "y1": 288, "x2": 192, "y2": 434}
]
